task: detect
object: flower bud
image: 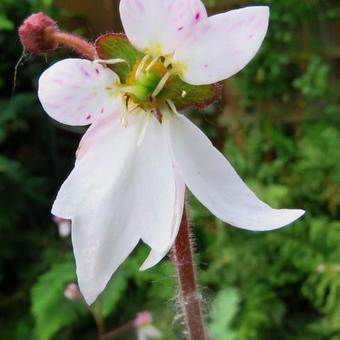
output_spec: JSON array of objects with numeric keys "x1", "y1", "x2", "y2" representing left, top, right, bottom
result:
[
  {"x1": 18, "y1": 12, "x2": 59, "y2": 54},
  {"x1": 134, "y1": 311, "x2": 153, "y2": 328},
  {"x1": 52, "y1": 215, "x2": 71, "y2": 238},
  {"x1": 64, "y1": 283, "x2": 81, "y2": 300},
  {"x1": 134, "y1": 311, "x2": 161, "y2": 339}
]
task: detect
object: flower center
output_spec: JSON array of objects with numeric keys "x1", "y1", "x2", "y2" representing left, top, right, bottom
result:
[{"x1": 122, "y1": 55, "x2": 174, "y2": 111}]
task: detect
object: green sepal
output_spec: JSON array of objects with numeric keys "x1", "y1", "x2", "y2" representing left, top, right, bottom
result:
[
  {"x1": 95, "y1": 33, "x2": 221, "y2": 109},
  {"x1": 95, "y1": 33, "x2": 144, "y2": 83},
  {"x1": 158, "y1": 76, "x2": 222, "y2": 110}
]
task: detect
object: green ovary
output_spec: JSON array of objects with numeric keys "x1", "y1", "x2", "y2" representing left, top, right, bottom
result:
[
  {"x1": 131, "y1": 71, "x2": 161, "y2": 101},
  {"x1": 125, "y1": 58, "x2": 168, "y2": 108}
]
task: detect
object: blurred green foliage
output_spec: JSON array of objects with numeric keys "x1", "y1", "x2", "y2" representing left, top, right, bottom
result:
[{"x1": 0, "y1": 0, "x2": 339, "y2": 339}]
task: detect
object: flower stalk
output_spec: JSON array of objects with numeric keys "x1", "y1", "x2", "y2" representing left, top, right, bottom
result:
[
  {"x1": 172, "y1": 201, "x2": 207, "y2": 340},
  {"x1": 18, "y1": 12, "x2": 96, "y2": 59},
  {"x1": 44, "y1": 28, "x2": 97, "y2": 59},
  {"x1": 103, "y1": 320, "x2": 135, "y2": 339}
]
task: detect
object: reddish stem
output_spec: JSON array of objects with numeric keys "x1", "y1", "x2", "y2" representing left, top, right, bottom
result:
[
  {"x1": 172, "y1": 202, "x2": 207, "y2": 340},
  {"x1": 45, "y1": 27, "x2": 97, "y2": 60},
  {"x1": 103, "y1": 320, "x2": 135, "y2": 339}
]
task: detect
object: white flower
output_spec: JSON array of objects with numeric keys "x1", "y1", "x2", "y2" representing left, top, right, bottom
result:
[
  {"x1": 135, "y1": 311, "x2": 162, "y2": 340},
  {"x1": 53, "y1": 216, "x2": 71, "y2": 237},
  {"x1": 64, "y1": 283, "x2": 81, "y2": 300},
  {"x1": 38, "y1": 0, "x2": 305, "y2": 305}
]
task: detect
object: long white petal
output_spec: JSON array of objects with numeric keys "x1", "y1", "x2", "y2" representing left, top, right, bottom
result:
[
  {"x1": 52, "y1": 113, "x2": 176, "y2": 303},
  {"x1": 38, "y1": 58, "x2": 121, "y2": 126},
  {"x1": 53, "y1": 114, "x2": 143, "y2": 304},
  {"x1": 168, "y1": 115, "x2": 305, "y2": 231},
  {"x1": 174, "y1": 7, "x2": 269, "y2": 85},
  {"x1": 119, "y1": 0, "x2": 207, "y2": 55},
  {"x1": 140, "y1": 171, "x2": 185, "y2": 271}
]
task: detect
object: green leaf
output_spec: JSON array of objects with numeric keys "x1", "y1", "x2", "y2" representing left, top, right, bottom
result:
[
  {"x1": 95, "y1": 270, "x2": 129, "y2": 318},
  {"x1": 159, "y1": 77, "x2": 221, "y2": 110},
  {"x1": 31, "y1": 259, "x2": 87, "y2": 340},
  {"x1": 95, "y1": 33, "x2": 144, "y2": 83},
  {"x1": 209, "y1": 287, "x2": 240, "y2": 340},
  {"x1": 0, "y1": 14, "x2": 14, "y2": 31}
]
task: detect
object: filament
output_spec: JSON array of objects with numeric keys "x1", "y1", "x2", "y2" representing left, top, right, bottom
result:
[
  {"x1": 152, "y1": 71, "x2": 171, "y2": 98},
  {"x1": 145, "y1": 56, "x2": 160, "y2": 72},
  {"x1": 135, "y1": 55, "x2": 151, "y2": 79},
  {"x1": 94, "y1": 58, "x2": 127, "y2": 65}
]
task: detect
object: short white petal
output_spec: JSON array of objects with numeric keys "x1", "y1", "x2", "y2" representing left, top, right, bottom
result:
[
  {"x1": 132, "y1": 116, "x2": 176, "y2": 253},
  {"x1": 119, "y1": 0, "x2": 207, "y2": 55},
  {"x1": 38, "y1": 58, "x2": 120, "y2": 126},
  {"x1": 51, "y1": 110, "x2": 125, "y2": 219},
  {"x1": 144, "y1": 325, "x2": 162, "y2": 338},
  {"x1": 76, "y1": 109, "x2": 121, "y2": 161},
  {"x1": 137, "y1": 329, "x2": 146, "y2": 340},
  {"x1": 174, "y1": 7, "x2": 269, "y2": 85},
  {"x1": 140, "y1": 171, "x2": 185, "y2": 271},
  {"x1": 168, "y1": 115, "x2": 305, "y2": 231}
]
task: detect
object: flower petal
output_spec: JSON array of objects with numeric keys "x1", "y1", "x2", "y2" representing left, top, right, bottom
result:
[
  {"x1": 174, "y1": 6, "x2": 269, "y2": 85},
  {"x1": 168, "y1": 114, "x2": 305, "y2": 231},
  {"x1": 52, "y1": 113, "x2": 177, "y2": 303},
  {"x1": 119, "y1": 0, "x2": 207, "y2": 55},
  {"x1": 53, "y1": 115, "x2": 142, "y2": 304},
  {"x1": 126, "y1": 115, "x2": 177, "y2": 253},
  {"x1": 76, "y1": 109, "x2": 121, "y2": 161},
  {"x1": 140, "y1": 171, "x2": 185, "y2": 271},
  {"x1": 38, "y1": 58, "x2": 120, "y2": 126}
]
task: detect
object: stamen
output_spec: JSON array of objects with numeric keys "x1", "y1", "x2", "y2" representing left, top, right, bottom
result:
[
  {"x1": 152, "y1": 71, "x2": 171, "y2": 98},
  {"x1": 128, "y1": 103, "x2": 140, "y2": 112},
  {"x1": 121, "y1": 109, "x2": 129, "y2": 128},
  {"x1": 163, "y1": 55, "x2": 174, "y2": 69},
  {"x1": 137, "y1": 114, "x2": 151, "y2": 146},
  {"x1": 123, "y1": 86, "x2": 140, "y2": 96},
  {"x1": 166, "y1": 99, "x2": 180, "y2": 115},
  {"x1": 124, "y1": 95, "x2": 130, "y2": 110},
  {"x1": 135, "y1": 55, "x2": 151, "y2": 79},
  {"x1": 94, "y1": 58, "x2": 127, "y2": 65},
  {"x1": 145, "y1": 56, "x2": 160, "y2": 72}
]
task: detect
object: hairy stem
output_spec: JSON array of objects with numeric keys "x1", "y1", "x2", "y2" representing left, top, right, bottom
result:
[
  {"x1": 45, "y1": 27, "x2": 97, "y2": 60},
  {"x1": 172, "y1": 202, "x2": 208, "y2": 340}
]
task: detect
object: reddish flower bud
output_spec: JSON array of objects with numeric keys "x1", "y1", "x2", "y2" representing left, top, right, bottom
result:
[
  {"x1": 64, "y1": 283, "x2": 81, "y2": 300},
  {"x1": 134, "y1": 311, "x2": 153, "y2": 328},
  {"x1": 18, "y1": 12, "x2": 59, "y2": 54}
]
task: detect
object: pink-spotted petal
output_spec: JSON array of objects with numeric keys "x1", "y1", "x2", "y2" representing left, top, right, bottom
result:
[
  {"x1": 38, "y1": 58, "x2": 120, "y2": 126},
  {"x1": 168, "y1": 114, "x2": 305, "y2": 231},
  {"x1": 119, "y1": 0, "x2": 207, "y2": 55},
  {"x1": 174, "y1": 7, "x2": 270, "y2": 85},
  {"x1": 76, "y1": 109, "x2": 121, "y2": 161}
]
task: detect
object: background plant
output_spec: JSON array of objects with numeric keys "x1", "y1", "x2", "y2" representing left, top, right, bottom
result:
[{"x1": 0, "y1": 0, "x2": 339, "y2": 339}]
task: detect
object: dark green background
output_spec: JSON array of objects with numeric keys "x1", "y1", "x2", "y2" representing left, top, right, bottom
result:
[{"x1": 0, "y1": 0, "x2": 339, "y2": 339}]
